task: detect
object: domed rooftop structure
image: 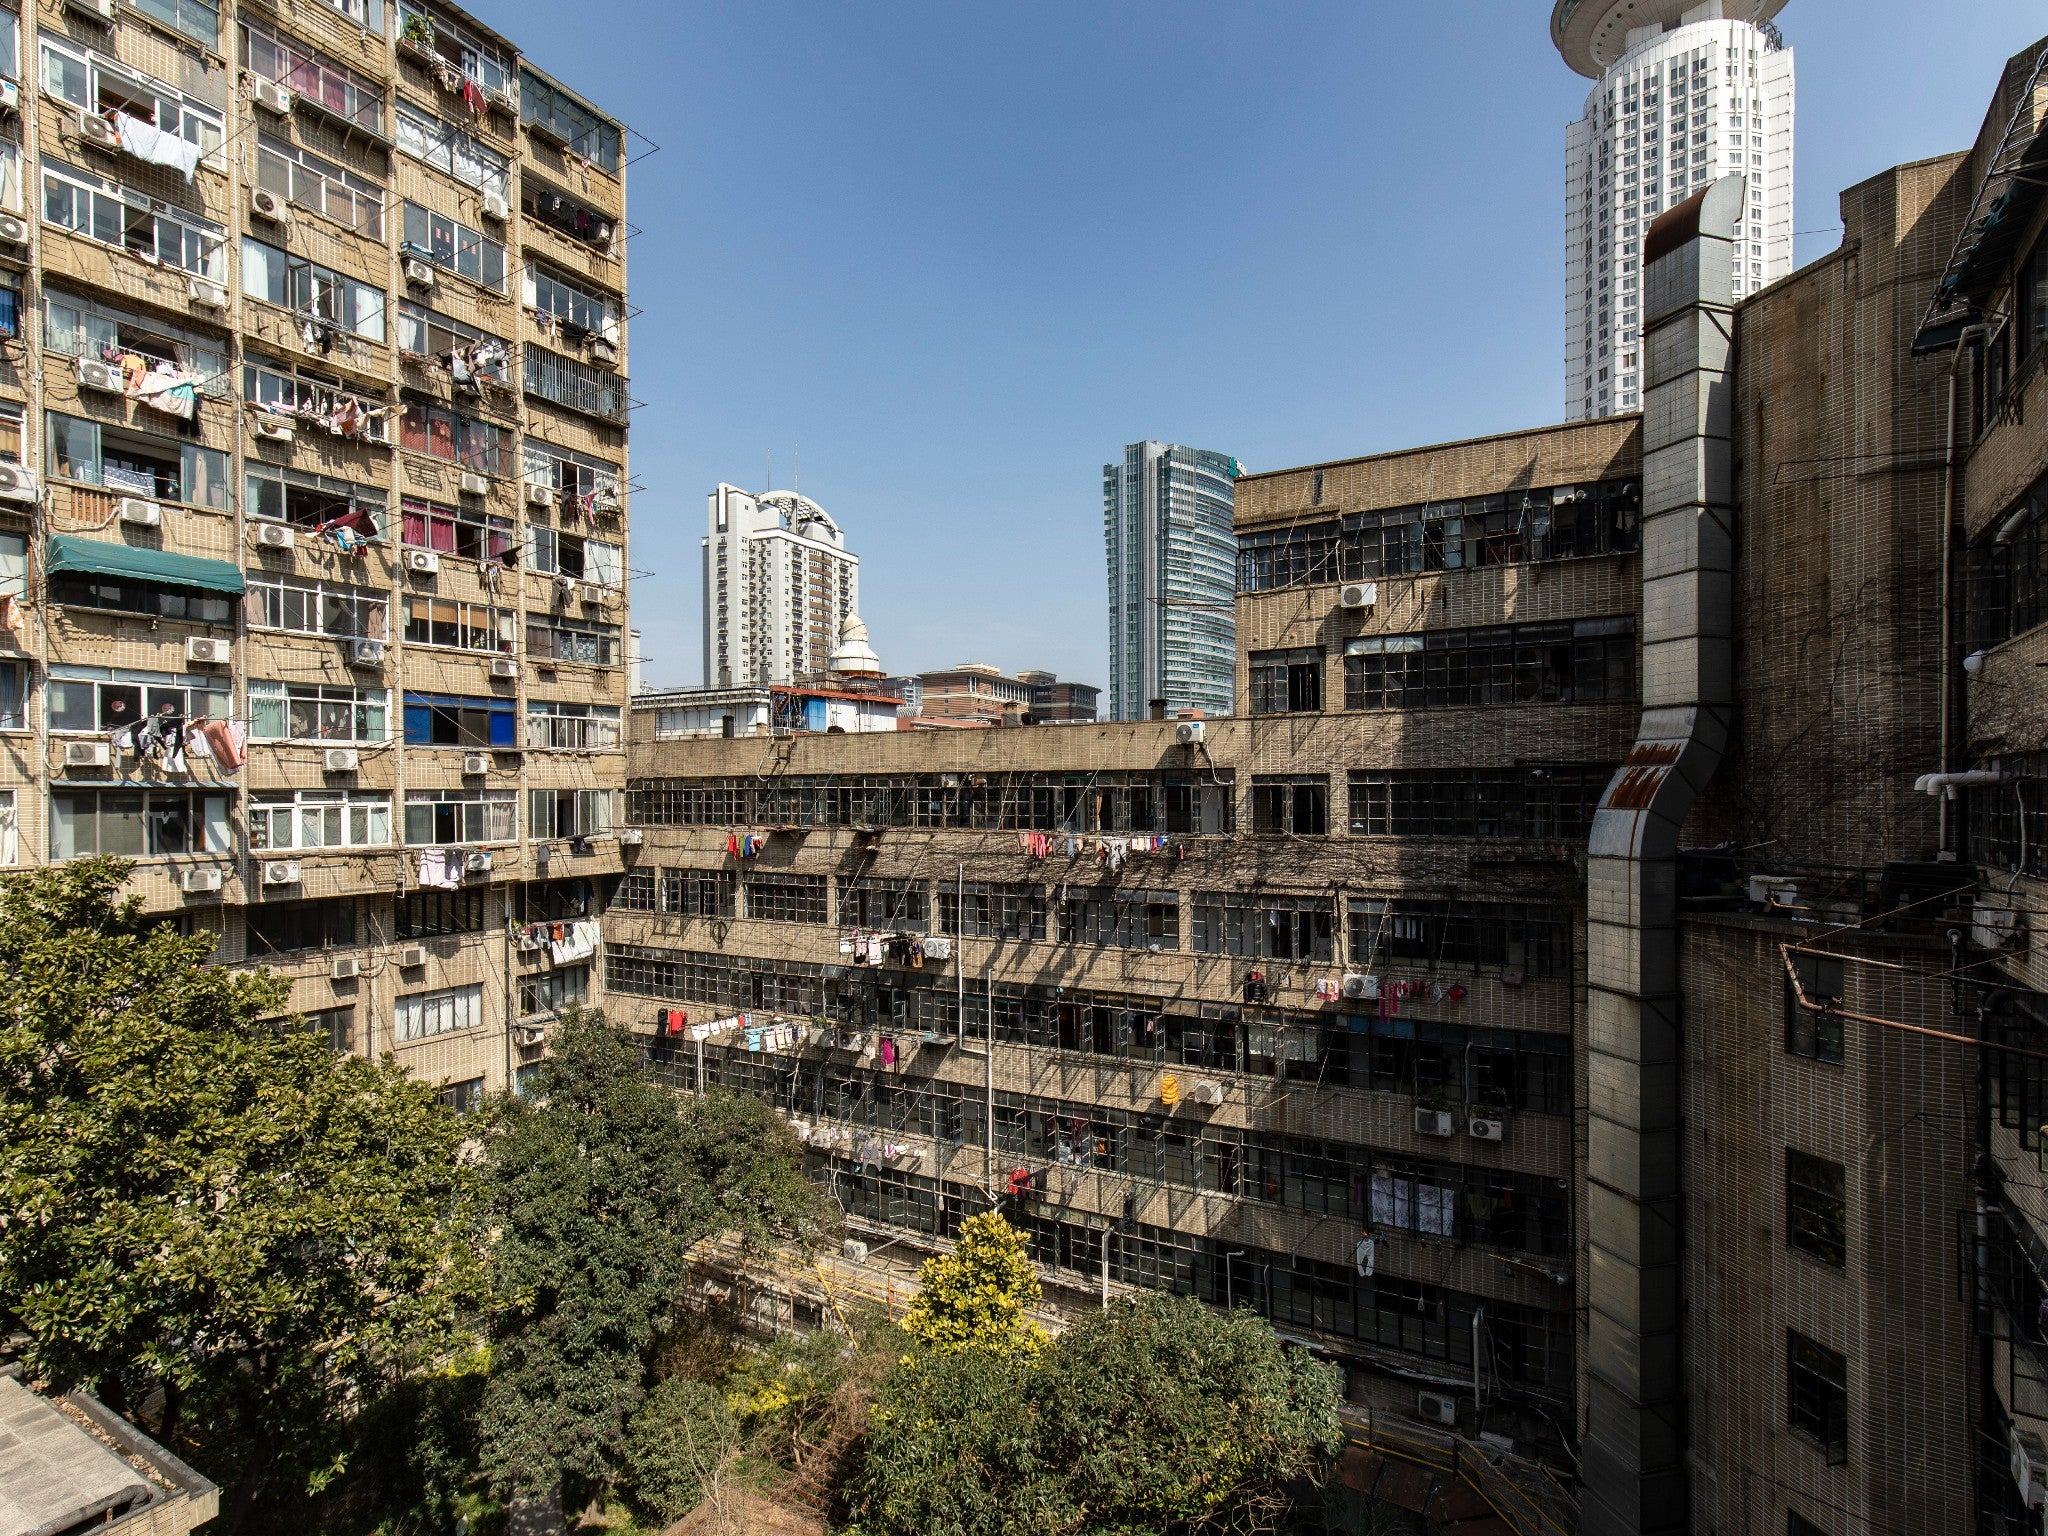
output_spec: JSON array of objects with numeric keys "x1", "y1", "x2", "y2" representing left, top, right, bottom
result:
[
  {"x1": 828, "y1": 612, "x2": 882, "y2": 678},
  {"x1": 1550, "y1": 0, "x2": 1787, "y2": 78}
]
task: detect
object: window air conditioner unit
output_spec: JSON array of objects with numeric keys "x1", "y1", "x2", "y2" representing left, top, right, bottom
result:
[
  {"x1": 403, "y1": 258, "x2": 436, "y2": 289},
  {"x1": 588, "y1": 337, "x2": 618, "y2": 368},
  {"x1": 404, "y1": 549, "x2": 441, "y2": 574},
  {"x1": 252, "y1": 415, "x2": 295, "y2": 444},
  {"x1": 579, "y1": 583, "x2": 606, "y2": 606},
  {"x1": 463, "y1": 849, "x2": 491, "y2": 874},
  {"x1": 1973, "y1": 901, "x2": 2024, "y2": 951},
  {"x1": 187, "y1": 276, "x2": 227, "y2": 310},
  {"x1": 461, "y1": 752, "x2": 490, "y2": 776},
  {"x1": 80, "y1": 114, "x2": 120, "y2": 151},
  {"x1": 180, "y1": 865, "x2": 224, "y2": 894},
  {"x1": 0, "y1": 80, "x2": 17, "y2": 115},
  {"x1": 262, "y1": 860, "x2": 303, "y2": 886},
  {"x1": 249, "y1": 187, "x2": 288, "y2": 222},
  {"x1": 65, "y1": 741, "x2": 111, "y2": 768},
  {"x1": 1416, "y1": 1391, "x2": 1459, "y2": 1428},
  {"x1": 481, "y1": 191, "x2": 510, "y2": 223},
  {"x1": 515, "y1": 1024, "x2": 546, "y2": 1047},
  {"x1": 184, "y1": 637, "x2": 229, "y2": 666},
  {"x1": 329, "y1": 955, "x2": 362, "y2": 980},
  {"x1": 0, "y1": 463, "x2": 39, "y2": 503},
  {"x1": 486, "y1": 656, "x2": 519, "y2": 681},
  {"x1": 1340, "y1": 973, "x2": 1377, "y2": 1001},
  {"x1": 117, "y1": 498, "x2": 160, "y2": 527},
  {"x1": 0, "y1": 213, "x2": 27, "y2": 245},
  {"x1": 254, "y1": 521, "x2": 295, "y2": 548},
  {"x1": 459, "y1": 471, "x2": 489, "y2": 496},
  {"x1": 524, "y1": 480, "x2": 554, "y2": 507},
  {"x1": 1188, "y1": 1079, "x2": 1225, "y2": 1107},
  {"x1": 2012, "y1": 1428, "x2": 2047, "y2": 1509},
  {"x1": 253, "y1": 80, "x2": 293, "y2": 115},
  {"x1": 1469, "y1": 1116, "x2": 1505, "y2": 1142},
  {"x1": 67, "y1": 0, "x2": 116, "y2": 23},
  {"x1": 76, "y1": 357, "x2": 124, "y2": 393},
  {"x1": 397, "y1": 944, "x2": 427, "y2": 968},
  {"x1": 1174, "y1": 720, "x2": 1205, "y2": 746},
  {"x1": 617, "y1": 828, "x2": 643, "y2": 846},
  {"x1": 323, "y1": 748, "x2": 360, "y2": 772},
  {"x1": 1339, "y1": 581, "x2": 1379, "y2": 610},
  {"x1": 349, "y1": 638, "x2": 387, "y2": 667},
  {"x1": 1415, "y1": 1107, "x2": 1457, "y2": 1138}
]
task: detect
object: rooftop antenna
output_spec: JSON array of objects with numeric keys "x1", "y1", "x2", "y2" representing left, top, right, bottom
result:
[
  {"x1": 765, "y1": 450, "x2": 772, "y2": 492},
  {"x1": 793, "y1": 446, "x2": 799, "y2": 495}
]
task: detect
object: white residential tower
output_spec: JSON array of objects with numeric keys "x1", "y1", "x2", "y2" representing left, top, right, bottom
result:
[
  {"x1": 1557, "y1": 0, "x2": 1794, "y2": 418},
  {"x1": 701, "y1": 485, "x2": 860, "y2": 687}
]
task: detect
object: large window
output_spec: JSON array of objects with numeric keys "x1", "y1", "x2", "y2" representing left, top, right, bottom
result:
[
  {"x1": 1968, "y1": 473, "x2": 2048, "y2": 647},
  {"x1": 1347, "y1": 898, "x2": 1572, "y2": 980},
  {"x1": 1348, "y1": 765, "x2": 1614, "y2": 839},
  {"x1": 1251, "y1": 776, "x2": 1329, "y2": 836},
  {"x1": 400, "y1": 399, "x2": 505, "y2": 474},
  {"x1": 530, "y1": 788, "x2": 617, "y2": 841},
  {"x1": 404, "y1": 692, "x2": 515, "y2": 748},
  {"x1": 253, "y1": 133, "x2": 384, "y2": 237},
  {"x1": 48, "y1": 667, "x2": 230, "y2": 736},
  {"x1": 246, "y1": 575, "x2": 388, "y2": 639},
  {"x1": 39, "y1": 42, "x2": 224, "y2": 164},
  {"x1": 523, "y1": 441, "x2": 620, "y2": 511},
  {"x1": 400, "y1": 201, "x2": 506, "y2": 290},
  {"x1": 245, "y1": 898, "x2": 357, "y2": 956},
  {"x1": 525, "y1": 701, "x2": 620, "y2": 750},
  {"x1": 836, "y1": 877, "x2": 929, "y2": 932},
  {"x1": 246, "y1": 465, "x2": 385, "y2": 536},
  {"x1": 1786, "y1": 1149, "x2": 1846, "y2": 1268},
  {"x1": 522, "y1": 345, "x2": 628, "y2": 424},
  {"x1": 248, "y1": 681, "x2": 388, "y2": 744},
  {"x1": 50, "y1": 790, "x2": 230, "y2": 858},
  {"x1": 402, "y1": 496, "x2": 511, "y2": 562},
  {"x1": 939, "y1": 883, "x2": 1047, "y2": 941},
  {"x1": 524, "y1": 266, "x2": 618, "y2": 336},
  {"x1": 396, "y1": 983, "x2": 484, "y2": 1042},
  {"x1": 1786, "y1": 1331, "x2": 1848, "y2": 1462},
  {"x1": 242, "y1": 239, "x2": 387, "y2": 342},
  {"x1": 244, "y1": 360, "x2": 389, "y2": 443},
  {"x1": 522, "y1": 177, "x2": 616, "y2": 249},
  {"x1": 397, "y1": 887, "x2": 485, "y2": 938},
  {"x1": 403, "y1": 789, "x2": 515, "y2": 845},
  {"x1": 130, "y1": 0, "x2": 217, "y2": 46},
  {"x1": 519, "y1": 964, "x2": 588, "y2": 1019},
  {"x1": 43, "y1": 294, "x2": 230, "y2": 397},
  {"x1": 395, "y1": 101, "x2": 509, "y2": 198},
  {"x1": 42, "y1": 160, "x2": 224, "y2": 276},
  {"x1": 519, "y1": 68, "x2": 621, "y2": 171},
  {"x1": 1248, "y1": 649, "x2": 1323, "y2": 714},
  {"x1": 48, "y1": 571, "x2": 233, "y2": 626},
  {"x1": 404, "y1": 595, "x2": 515, "y2": 654},
  {"x1": 1057, "y1": 887, "x2": 1178, "y2": 951},
  {"x1": 525, "y1": 527, "x2": 621, "y2": 584},
  {"x1": 742, "y1": 872, "x2": 828, "y2": 924},
  {"x1": 248, "y1": 791, "x2": 391, "y2": 851},
  {"x1": 526, "y1": 615, "x2": 623, "y2": 667},
  {"x1": 46, "y1": 413, "x2": 227, "y2": 509},
  {"x1": 1343, "y1": 617, "x2": 1637, "y2": 710},
  {"x1": 242, "y1": 23, "x2": 383, "y2": 133},
  {"x1": 1190, "y1": 892, "x2": 1333, "y2": 962},
  {"x1": 396, "y1": 303, "x2": 509, "y2": 382}
]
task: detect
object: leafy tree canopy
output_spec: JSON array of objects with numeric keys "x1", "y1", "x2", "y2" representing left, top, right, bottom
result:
[
  {"x1": 899, "y1": 1212, "x2": 1048, "y2": 1360},
  {"x1": 0, "y1": 859, "x2": 482, "y2": 1531}
]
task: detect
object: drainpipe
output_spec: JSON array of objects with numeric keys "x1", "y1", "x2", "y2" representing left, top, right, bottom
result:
[
  {"x1": 1937, "y1": 325, "x2": 1989, "y2": 859},
  {"x1": 1580, "y1": 175, "x2": 1744, "y2": 1536}
]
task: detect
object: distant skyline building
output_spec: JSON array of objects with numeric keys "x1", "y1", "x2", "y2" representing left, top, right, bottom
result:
[
  {"x1": 1103, "y1": 442, "x2": 1239, "y2": 721},
  {"x1": 1557, "y1": 0, "x2": 1793, "y2": 418},
  {"x1": 701, "y1": 485, "x2": 859, "y2": 687}
]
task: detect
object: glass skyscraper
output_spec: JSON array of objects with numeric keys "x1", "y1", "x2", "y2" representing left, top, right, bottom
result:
[{"x1": 1103, "y1": 441, "x2": 1239, "y2": 721}]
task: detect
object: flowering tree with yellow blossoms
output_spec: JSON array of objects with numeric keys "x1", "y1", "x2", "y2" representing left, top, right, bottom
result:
[{"x1": 899, "y1": 1211, "x2": 1049, "y2": 1359}]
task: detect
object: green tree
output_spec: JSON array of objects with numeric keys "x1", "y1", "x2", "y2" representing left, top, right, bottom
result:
[
  {"x1": 618, "y1": 1376, "x2": 741, "y2": 1525},
  {"x1": 474, "y1": 1010, "x2": 825, "y2": 1516},
  {"x1": 899, "y1": 1212, "x2": 1049, "y2": 1359},
  {"x1": 0, "y1": 859, "x2": 481, "y2": 1531}
]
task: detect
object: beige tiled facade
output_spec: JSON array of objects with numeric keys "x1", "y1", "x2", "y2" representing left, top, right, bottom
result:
[{"x1": 0, "y1": 0, "x2": 630, "y2": 1101}]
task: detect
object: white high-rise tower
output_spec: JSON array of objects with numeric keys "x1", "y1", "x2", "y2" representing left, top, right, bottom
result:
[
  {"x1": 701, "y1": 485, "x2": 860, "y2": 687},
  {"x1": 1557, "y1": 0, "x2": 1793, "y2": 419}
]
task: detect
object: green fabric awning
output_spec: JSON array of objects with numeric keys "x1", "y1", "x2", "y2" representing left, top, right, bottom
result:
[{"x1": 46, "y1": 535, "x2": 246, "y2": 595}]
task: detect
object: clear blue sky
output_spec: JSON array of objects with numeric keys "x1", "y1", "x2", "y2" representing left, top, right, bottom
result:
[{"x1": 478, "y1": 0, "x2": 2045, "y2": 690}]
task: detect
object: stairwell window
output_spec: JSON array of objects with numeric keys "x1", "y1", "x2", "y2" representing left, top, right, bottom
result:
[
  {"x1": 1786, "y1": 1331, "x2": 1848, "y2": 1462},
  {"x1": 1784, "y1": 952, "x2": 1844, "y2": 1064},
  {"x1": 1785, "y1": 1149, "x2": 1846, "y2": 1267}
]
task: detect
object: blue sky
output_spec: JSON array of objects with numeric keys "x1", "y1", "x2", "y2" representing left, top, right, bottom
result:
[{"x1": 478, "y1": 1, "x2": 2046, "y2": 690}]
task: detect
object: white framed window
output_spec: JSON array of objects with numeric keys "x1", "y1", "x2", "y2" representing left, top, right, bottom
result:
[
  {"x1": 241, "y1": 238, "x2": 386, "y2": 341},
  {"x1": 524, "y1": 265, "x2": 618, "y2": 337},
  {"x1": 43, "y1": 292, "x2": 230, "y2": 395},
  {"x1": 522, "y1": 441, "x2": 620, "y2": 508},
  {"x1": 41, "y1": 160, "x2": 225, "y2": 279},
  {"x1": 0, "y1": 789, "x2": 15, "y2": 865},
  {"x1": 51, "y1": 790, "x2": 229, "y2": 858},
  {"x1": 529, "y1": 787, "x2": 617, "y2": 840},
  {"x1": 249, "y1": 790, "x2": 392, "y2": 851},
  {"x1": 403, "y1": 594, "x2": 515, "y2": 654},
  {"x1": 246, "y1": 574, "x2": 388, "y2": 639},
  {"x1": 403, "y1": 789, "x2": 515, "y2": 845},
  {"x1": 248, "y1": 681, "x2": 389, "y2": 743},
  {"x1": 254, "y1": 133, "x2": 385, "y2": 238},
  {"x1": 401, "y1": 201, "x2": 505, "y2": 290},
  {"x1": 525, "y1": 701, "x2": 619, "y2": 750},
  {"x1": 39, "y1": 41, "x2": 225, "y2": 165},
  {"x1": 396, "y1": 982, "x2": 483, "y2": 1042},
  {"x1": 526, "y1": 527, "x2": 620, "y2": 584},
  {"x1": 47, "y1": 666, "x2": 230, "y2": 735},
  {"x1": 395, "y1": 101, "x2": 509, "y2": 199}
]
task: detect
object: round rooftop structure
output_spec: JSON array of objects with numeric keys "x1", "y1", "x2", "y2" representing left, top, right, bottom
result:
[
  {"x1": 754, "y1": 489, "x2": 844, "y2": 548},
  {"x1": 1550, "y1": 0, "x2": 1787, "y2": 78},
  {"x1": 828, "y1": 612, "x2": 882, "y2": 678}
]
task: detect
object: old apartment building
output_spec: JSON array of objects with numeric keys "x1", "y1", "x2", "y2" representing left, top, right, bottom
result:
[
  {"x1": 611, "y1": 36, "x2": 2048, "y2": 1536},
  {"x1": 0, "y1": 0, "x2": 632, "y2": 1102}
]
